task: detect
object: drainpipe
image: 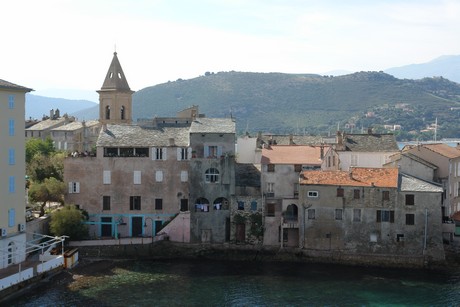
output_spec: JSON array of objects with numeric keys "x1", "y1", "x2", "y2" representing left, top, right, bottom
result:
[{"x1": 423, "y1": 208, "x2": 428, "y2": 254}]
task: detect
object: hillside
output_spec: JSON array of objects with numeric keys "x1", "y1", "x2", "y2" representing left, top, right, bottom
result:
[{"x1": 131, "y1": 71, "x2": 460, "y2": 138}]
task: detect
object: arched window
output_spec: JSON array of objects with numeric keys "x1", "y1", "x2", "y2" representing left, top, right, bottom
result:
[
  {"x1": 285, "y1": 204, "x2": 298, "y2": 221},
  {"x1": 205, "y1": 168, "x2": 219, "y2": 183},
  {"x1": 213, "y1": 197, "x2": 229, "y2": 210},
  {"x1": 195, "y1": 197, "x2": 210, "y2": 212},
  {"x1": 105, "y1": 105, "x2": 111, "y2": 120},
  {"x1": 121, "y1": 106, "x2": 125, "y2": 120}
]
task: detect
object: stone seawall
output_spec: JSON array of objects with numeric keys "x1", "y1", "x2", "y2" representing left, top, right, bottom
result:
[{"x1": 76, "y1": 241, "x2": 446, "y2": 269}]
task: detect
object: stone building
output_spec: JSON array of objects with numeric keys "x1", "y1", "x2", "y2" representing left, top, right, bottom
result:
[
  {"x1": 64, "y1": 52, "x2": 236, "y2": 242},
  {"x1": 188, "y1": 117, "x2": 236, "y2": 243},
  {"x1": 261, "y1": 145, "x2": 328, "y2": 247},
  {"x1": 0, "y1": 79, "x2": 32, "y2": 268},
  {"x1": 335, "y1": 130, "x2": 399, "y2": 171},
  {"x1": 298, "y1": 167, "x2": 445, "y2": 264}
]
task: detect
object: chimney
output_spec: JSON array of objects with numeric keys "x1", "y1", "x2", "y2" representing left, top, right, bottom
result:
[
  {"x1": 337, "y1": 131, "x2": 343, "y2": 146},
  {"x1": 289, "y1": 134, "x2": 294, "y2": 145},
  {"x1": 50, "y1": 109, "x2": 54, "y2": 119},
  {"x1": 367, "y1": 127, "x2": 373, "y2": 134},
  {"x1": 102, "y1": 124, "x2": 107, "y2": 132},
  {"x1": 169, "y1": 138, "x2": 175, "y2": 146},
  {"x1": 55, "y1": 108, "x2": 60, "y2": 118},
  {"x1": 320, "y1": 144, "x2": 324, "y2": 159}
]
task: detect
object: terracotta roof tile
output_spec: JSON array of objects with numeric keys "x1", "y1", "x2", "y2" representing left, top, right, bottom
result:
[
  {"x1": 300, "y1": 167, "x2": 398, "y2": 188},
  {"x1": 261, "y1": 145, "x2": 328, "y2": 165}
]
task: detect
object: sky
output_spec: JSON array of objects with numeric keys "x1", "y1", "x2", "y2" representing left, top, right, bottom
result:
[{"x1": 2, "y1": 0, "x2": 460, "y2": 101}]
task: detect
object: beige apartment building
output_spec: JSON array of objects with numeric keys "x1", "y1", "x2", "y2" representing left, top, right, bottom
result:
[{"x1": 0, "y1": 79, "x2": 32, "y2": 269}]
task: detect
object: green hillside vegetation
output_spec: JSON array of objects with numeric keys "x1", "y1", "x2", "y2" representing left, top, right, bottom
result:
[{"x1": 130, "y1": 71, "x2": 460, "y2": 139}]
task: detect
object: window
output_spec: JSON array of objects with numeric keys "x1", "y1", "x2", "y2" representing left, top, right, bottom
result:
[
  {"x1": 266, "y1": 203, "x2": 275, "y2": 217},
  {"x1": 251, "y1": 201, "x2": 257, "y2": 211},
  {"x1": 335, "y1": 209, "x2": 343, "y2": 220},
  {"x1": 8, "y1": 209, "x2": 15, "y2": 227},
  {"x1": 328, "y1": 156, "x2": 331, "y2": 167},
  {"x1": 267, "y1": 182, "x2": 274, "y2": 193},
  {"x1": 294, "y1": 183, "x2": 299, "y2": 197},
  {"x1": 9, "y1": 119, "x2": 15, "y2": 136},
  {"x1": 68, "y1": 182, "x2": 80, "y2": 193},
  {"x1": 353, "y1": 209, "x2": 361, "y2": 222},
  {"x1": 134, "y1": 171, "x2": 141, "y2": 184},
  {"x1": 105, "y1": 106, "x2": 110, "y2": 119},
  {"x1": 237, "y1": 201, "x2": 245, "y2": 210},
  {"x1": 405, "y1": 194, "x2": 415, "y2": 206},
  {"x1": 8, "y1": 148, "x2": 15, "y2": 165},
  {"x1": 353, "y1": 189, "x2": 360, "y2": 199},
  {"x1": 267, "y1": 164, "x2": 275, "y2": 172},
  {"x1": 155, "y1": 198, "x2": 163, "y2": 210},
  {"x1": 376, "y1": 210, "x2": 395, "y2": 223},
  {"x1": 153, "y1": 147, "x2": 167, "y2": 160},
  {"x1": 180, "y1": 170, "x2": 188, "y2": 182},
  {"x1": 205, "y1": 168, "x2": 219, "y2": 183},
  {"x1": 156, "y1": 170, "x2": 164, "y2": 182},
  {"x1": 307, "y1": 209, "x2": 316, "y2": 220},
  {"x1": 406, "y1": 214, "x2": 415, "y2": 225},
  {"x1": 337, "y1": 188, "x2": 344, "y2": 197},
  {"x1": 307, "y1": 191, "x2": 319, "y2": 198},
  {"x1": 205, "y1": 145, "x2": 221, "y2": 158},
  {"x1": 370, "y1": 233, "x2": 378, "y2": 243},
  {"x1": 103, "y1": 170, "x2": 111, "y2": 184},
  {"x1": 103, "y1": 196, "x2": 111, "y2": 210},
  {"x1": 396, "y1": 234, "x2": 405, "y2": 242},
  {"x1": 130, "y1": 196, "x2": 141, "y2": 210},
  {"x1": 180, "y1": 199, "x2": 189, "y2": 211},
  {"x1": 8, "y1": 95, "x2": 15, "y2": 109},
  {"x1": 121, "y1": 106, "x2": 125, "y2": 120},
  {"x1": 294, "y1": 164, "x2": 302, "y2": 172},
  {"x1": 177, "y1": 147, "x2": 192, "y2": 160},
  {"x1": 382, "y1": 191, "x2": 390, "y2": 201}
]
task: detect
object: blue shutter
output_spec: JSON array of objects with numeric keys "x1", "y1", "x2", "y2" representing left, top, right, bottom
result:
[
  {"x1": 9, "y1": 176, "x2": 15, "y2": 193},
  {"x1": 9, "y1": 148, "x2": 15, "y2": 165},
  {"x1": 9, "y1": 119, "x2": 15, "y2": 136},
  {"x1": 204, "y1": 146, "x2": 210, "y2": 158},
  {"x1": 8, "y1": 209, "x2": 15, "y2": 227},
  {"x1": 9, "y1": 95, "x2": 15, "y2": 109},
  {"x1": 217, "y1": 146, "x2": 223, "y2": 157}
]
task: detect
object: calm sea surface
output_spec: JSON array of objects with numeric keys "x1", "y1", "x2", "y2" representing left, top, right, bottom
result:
[{"x1": 8, "y1": 259, "x2": 460, "y2": 306}]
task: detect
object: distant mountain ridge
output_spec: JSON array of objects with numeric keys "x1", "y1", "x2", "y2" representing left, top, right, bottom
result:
[
  {"x1": 26, "y1": 94, "x2": 97, "y2": 120},
  {"x1": 26, "y1": 55, "x2": 460, "y2": 139},
  {"x1": 384, "y1": 55, "x2": 460, "y2": 83}
]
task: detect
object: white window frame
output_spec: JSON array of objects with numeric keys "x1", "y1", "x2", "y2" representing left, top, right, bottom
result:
[
  {"x1": 103, "y1": 170, "x2": 111, "y2": 184},
  {"x1": 68, "y1": 182, "x2": 80, "y2": 194},
  {"x1": 307, "y1": 191, "x2": 319, "y2": 198},
  {"x1": 152, "y1": 147, "x2": 167, "y2": 160},
  {"x1": 134, "y1": 171, "x2": 142, "y2": 184},
  {"x1": 180, "y1": 170, "x2": 188, "y2": 182},
  {"x1": 156, "y1": 170, "x2": 164, "y2": 182}
]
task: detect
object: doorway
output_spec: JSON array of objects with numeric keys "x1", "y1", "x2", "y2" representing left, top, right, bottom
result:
[
  {"x1": 101, "y1": 217, "x2": 112, "y2": 237},
  {"x1": 132, "y1": 217, "x2": 143, "y2": 237}
]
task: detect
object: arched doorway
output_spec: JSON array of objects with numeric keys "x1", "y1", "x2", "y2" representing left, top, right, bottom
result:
[
  {"x1": 195, "y1": 197, "x2": 210, "y2": 212},
  {"x1": 213, "y1": 197, "x2": 229, "y2": 210},
  {"x1": 285, "y1": 204, "x2": 298, "y2": 221}
]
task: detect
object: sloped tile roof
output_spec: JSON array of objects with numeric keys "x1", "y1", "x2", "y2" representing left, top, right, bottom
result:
[
  {"x1": 51, "y1": 120, "x2": 100, "y2": 131},
  {"x1": 342, "y1": 133, "x2": 399, "y2": 152},
  {"x1": 300, "y1": 167, "x2": 399, "y2": 188},
  {"x1": 26, "y1": 118, "x2": 68, "y2": 131},
  {"x1": 419, "y1": 143, "x2": 460, "y2": 159},
  {"x1": 258, "y1": 134, "x2": 333, "y2": 147},
  {"x1": 96, "y1": 124, "x2": 190, "y2": 147},
  {"x1": 0, "y1": 79, "x2": 32, "y2": 91},
  {"x1": 190, "y1": 118, "x2": 235, "y2": 134},
  {"x1": 235, "y1": 163, "x2": 261, "y2": 187},
  {"x1": 399, "y1": 173, "x2": 443, "y2": 192},
  {"x1": 261, "y1": 145, "x2": 328, "y2": 165},
  {"x1": 99, "y1": 52, "x2": 132, "y2": 91}
]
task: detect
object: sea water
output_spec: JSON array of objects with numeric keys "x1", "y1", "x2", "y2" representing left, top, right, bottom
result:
[{"x1": 9, "y1": 259, "x2": 460, "y2": 306}]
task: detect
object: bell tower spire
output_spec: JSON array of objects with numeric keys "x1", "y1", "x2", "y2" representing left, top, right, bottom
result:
[{"x1": 97, "y1": 51, "x2": 134, "y2": 125}]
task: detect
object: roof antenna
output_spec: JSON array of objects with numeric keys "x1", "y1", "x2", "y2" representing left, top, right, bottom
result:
[{"x1": 114, "y1": 44, "x2": 117, "y2": 54}]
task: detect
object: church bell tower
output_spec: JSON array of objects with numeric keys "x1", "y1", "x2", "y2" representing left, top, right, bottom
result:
[{"x1": 97, "y1": 52, "x2": 134, "y2": 124}]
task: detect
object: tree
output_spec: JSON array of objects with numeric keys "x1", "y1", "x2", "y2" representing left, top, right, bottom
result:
[
  {"x1": 28, "y1": 177, "x2": 66, "y2": 216},
  {"x1": 26, "y1": 137, "x2": 55, "y2": 164},
  {"x1": 50, "y1": 205, "x2": 88, "y2": 240}
]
